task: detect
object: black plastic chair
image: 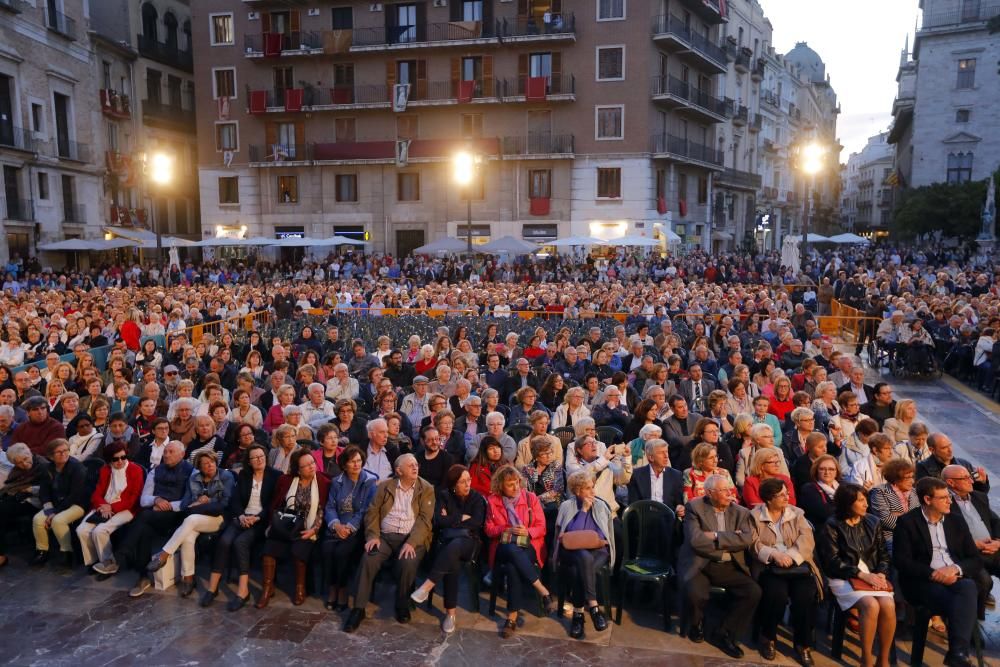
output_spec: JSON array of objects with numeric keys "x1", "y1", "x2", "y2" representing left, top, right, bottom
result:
[
  {"x1": 488, "y1": 562, "x2": 545, "y2": 617},
  {"x1": 505, "y1": 424, "x2": 532, "y2": 443},
  {"x1": 909, "y1": 605, "x2": 984, "y2": 667},
  {"x1": 616, "y1": 500, "x2": 676, "y2": 630},
  {"x1": 555, "y1": 556, "x2": 613, "y2": 621},
  {"x1": 553, "y1": 426, "x2": 576, "y2": 451},
  {"x1": 596, "y1": 425, "x2": 623, "y2": 446}
]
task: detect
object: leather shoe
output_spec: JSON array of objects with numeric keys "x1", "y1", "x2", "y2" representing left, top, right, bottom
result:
[
  {"x1": 500, "y1": 618, "x2": 517, "y2": 639},
  {"x1": 395, "y1": 606, "x2": 411, "y2": 624},
  {"x1": 542, "y1": 595, "x2": 558, "y2": 615},
  {"x1": 715, "y1": 633, "x2": 744, "y2": 660},
  {"x1": 30, "y1": 550, "x2": 49, "y2": 566},
  {"x1": 944, "y1": 651, "x2": 973, "y2": 667},
  {"x1": 343, "y1": 608, "x2": 364, "y2": 633},
  {"x1": 588, "y1": 606, "x2": 608, "y2": 632},
  {"x1": 688, "y1": 623, "x2": 704, "y2": 643},
  {"x1": 199, "y1": 589, "x2": 218, "y2": 608},
  {"x1": 569, "y1": 612, "x2": 585, "y2": 639},
  {"x1": 760, "y1": 639, "x2": 776, "y2": 661},
  {"x1": 794, "y1": 645, "x2": 815, "y2": 666},
  {"x1": 177, "y1": 577, "x2": 195, "y2": 598},
  {"x1": 227, "y1": 594, "x2": 250, "y2": 612}
]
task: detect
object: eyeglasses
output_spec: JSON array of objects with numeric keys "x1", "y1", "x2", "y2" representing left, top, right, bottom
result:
[
  {"x1": 110, "y1": 455, "x2": 128, "y2": 462},
  {"x1": 946, "y1": 475, "x2": 972, "y2": 482}
]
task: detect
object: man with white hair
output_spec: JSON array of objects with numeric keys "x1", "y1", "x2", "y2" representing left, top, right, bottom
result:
[
  {"x1": 325, "y1": 363, "x2": 359, "y2": 402},
  {"x1": 627, "y1": 438, "x2": 684, "y2": 518},
  {"x1": 301, "y1": 382, "x2": 336, "y2": 428},
  {"x1": 428, "y1": 364, "x2": 457, "y2": 399},
  {"x1": 679, "y1": 474, "x2": 760, "y2": 659},
  {"x1": 363, "y1": 418, "x2": 399, "y2": 481},
  {"x1": 344, "y1": 453, "x2": 435, "y2": 632}
]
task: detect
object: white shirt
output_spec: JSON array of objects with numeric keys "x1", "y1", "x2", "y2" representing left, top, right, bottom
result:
[
  {"x1": 650, "y1": 466, "x2": 664, "y2": 504},
  {"x1": 365, "y1": 445, "x2": 393, "y2": 481},
  {"x1": 148, "y1": 439, "x2": 169, "y2": 468},
  {"x1": 922, "y1": 509, "x2": 959, "y2": 572},
  {"x1": 245, "y1": 477, "x2": 264, "y2": 516},
  {"x1": 381, "y1": 482, "x2": 416, "y2": 534}
]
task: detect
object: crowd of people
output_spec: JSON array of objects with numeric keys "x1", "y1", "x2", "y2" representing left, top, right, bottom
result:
[{"x1": 0, "y1": 241, "x2": 997, "y2": 667}]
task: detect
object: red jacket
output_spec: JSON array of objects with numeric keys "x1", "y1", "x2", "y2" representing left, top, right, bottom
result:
[
  {"x1": 13, "y1": 417, "x2": 67, "y2": 456},
  {"x1": 469, "y1": 462, "x2": 496, "y2": 497},
  {"x1": 484, "y1": 489, "x2": 546, "y2": 567},
  {"x1": 119, "y1": 320, "x2": 142, "y2": 351},
  {"x1": 742, "y1": 473, "x2": 796, "y2": 508},
  {"x1": 90, "y1": 462, "x2": 145, "y2": 514}
]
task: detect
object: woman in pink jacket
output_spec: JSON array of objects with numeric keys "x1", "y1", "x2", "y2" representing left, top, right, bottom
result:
[{"x1": 484, "y1": 464, "x2": 556, "y2": 638}]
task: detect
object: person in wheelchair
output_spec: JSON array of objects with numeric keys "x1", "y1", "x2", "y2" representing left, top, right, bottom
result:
[
  {"x1": 875, "y1": 311, "x2": 904, "y2": 367},
  {"x1": 898, "y1": 317, "x2": 935, "y2": 374}
]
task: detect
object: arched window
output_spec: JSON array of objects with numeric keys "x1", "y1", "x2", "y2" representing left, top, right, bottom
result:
[
  {"x1": 163, "y1": 11, "x2": 178, "y2": 49},
  {"x1": 141, "y1": 3, "x2": 158, "y2": 42},
  {"x1": 946, "y1": 152, "x2": 974, "y2": 184}
]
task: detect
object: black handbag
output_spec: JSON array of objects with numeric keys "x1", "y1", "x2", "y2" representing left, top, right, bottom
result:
[
  {"x1": 269, "y1": 498, "x2": 303, "y2": 541},
  {"x1": 767, "y1": 563, "x2": 811, "y2": 577}
]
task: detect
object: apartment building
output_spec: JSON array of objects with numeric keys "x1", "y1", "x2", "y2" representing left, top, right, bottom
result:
[
  {"x1": 841, "y1": 131, "x2": 894, "y2": 238},
  {"x1": 90, "y1": 0, "x2": 200, "y2": 241},
  {"x1": 0, "y1": 0, "x2": 103, "y2": 263},
  {"x1": 889, "y1": 0, "x2": 1000, "y2": 190},
  {"x1": 193, "y1": 0, "x2": 744, "y2": 256}
]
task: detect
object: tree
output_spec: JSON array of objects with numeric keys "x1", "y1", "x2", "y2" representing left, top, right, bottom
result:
[{"x1": 891, "y1": 178, "x2": 989, "y2": 239}]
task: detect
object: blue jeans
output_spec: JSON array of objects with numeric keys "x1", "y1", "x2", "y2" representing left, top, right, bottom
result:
[
  {"x1": 559, "y1": 547, "x2": 609, "y2": 608},
  {"x1": 495, "y1": 543, "x2": 540, "y2": 613}
]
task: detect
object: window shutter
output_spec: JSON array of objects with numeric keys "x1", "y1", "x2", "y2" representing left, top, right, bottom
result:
[
  {"x1": 416, "y1": 59, "x2": 427, "y2": 98},
  {"x1": 294, "y1": 121, "x2": 304, "y2": 146},
  {"x1": 483, "y1": 55, "x2": 494, "y2": 96},
  {"x1": 290, "y1": 10, "x2": 300, "y2": 33},
  {"x1": 416, "y1": 3, "x2": 427, "y2": 41},
  {"x1": 517, "y1": 0, "x2": 528, "y2": 18},
  {"x1": 483, "y1": 0, "x2": 493, "y2": 31},
  {"x1": 386, "y1": 60, "x2": 396, "y2": 102},
  {"x1": 551, "y1": 52, "x2": 562, "y2": 94},
  {"x1": 450, "y1": 0, "x2": 461, "y2": 22},
  {"x1": 450, "y1": 57, "x2": 460, "y2": 98},
  {"x1": 265, "y1": 122, "x2": 277, "y2": 148},
  {"x1": 262, "y1": 13, "x2": 272, "y2": 34},
  {"x1": 552, "y1": 0, "x2": 562, "y2": 13}
]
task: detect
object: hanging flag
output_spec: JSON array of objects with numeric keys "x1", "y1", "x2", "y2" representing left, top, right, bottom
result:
[
  {"x1": 396, "y1": 139, "x2": 411, "y2": 167},
  {"x1": 393, "y1": 83, "x2": 411, "y2": 112},
  {"x1": 217, "y1": 96, "x2": 231, "y2": 120}
]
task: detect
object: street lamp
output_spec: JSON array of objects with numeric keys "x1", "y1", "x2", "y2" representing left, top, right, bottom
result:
[
  {"x1": 147, "y1": 151, "x2": 174, "y2": 267},
  {"x1": 795, "y1": 141, "x2": 826, "y2": 271},
  {"x1": 453, "y1": 150, "x2": 482, "y2": 255}
]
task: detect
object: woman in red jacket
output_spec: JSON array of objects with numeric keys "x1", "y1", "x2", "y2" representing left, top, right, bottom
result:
[
  {"x1": 76, "y1": 441, "x2": 144, "y2": 574},
  {"x1": 484, "y1": 464, "x2": 556, "y2": 638},
  {"x1": 469, "y1": 436, "x2": 503, "y2": 497},
  {"x1": 118, "y1": 309, "x2": 143, "y2": 352}
]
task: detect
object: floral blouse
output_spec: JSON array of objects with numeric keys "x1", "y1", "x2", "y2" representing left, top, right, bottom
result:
[
  {"x1": 682, "y1": 467, "x2": 738, "y2": 503},
  {"x1": 521, "y1": 462, "x2": 565, "y2": 506}
]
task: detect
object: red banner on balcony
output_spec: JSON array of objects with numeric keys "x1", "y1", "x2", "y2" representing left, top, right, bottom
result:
[
  {"x1": 331, "y1": 86, "x2": 353, "y2": 104},
  {"x1": 657, "y1": 197, "x2": 668, "y2": 214},
  {"x1": 529, "y1": 197, "x2": 550, "y2": 216},
  {"x1": 285, "y1": 88, "x2": 304, "y2": 112},
  {"x1": 248, "y1": 90, "x2": 267, "y2": 114},
  {"x1": 457, "y1": 80, "x2": 476, "y2": 104},
  {"x1": 525, "y1": 76, "x2": 547, "y2": 101},
  {"x1": 678, "y1": 199, "x2": 687, "y2": 217},
  {"x1": 263, "y1": 32, "x2": 283, "y2": 57}
]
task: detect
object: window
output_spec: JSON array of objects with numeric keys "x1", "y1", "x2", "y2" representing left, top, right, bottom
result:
[
  {"x1": 335, "y1": 118, "x2": 356, "y2": 143},
  {"x1": 394, "y1": 4, "x2": 418, "y2": 44},
  {"x1": 596, "y1": 46, "x2": 625, "y2": 81},
  {"x1": 956, "y1": 109, "x2": 971, "y2": 122},
  {"x1": 31, "y1": 104, "x2": 44, "y2": 133},
  {"x1": 957, "y1": 59, "x2": 976, "y2": 88},
  {"x1": 61, "y1": 174, "x2": 76, "y2": 221},
  {"x1": 461, "y1": 113, "x2": 483, "y2": 139},
  {"x1": 528, "y1": 169, "x2": 551, "y2": 199},
  {"x1": 946, "y1": 152, "x2": 973, "y2": 183},
  {"x1": 462, "y1": 0, "x2": 483, "y2": 20},
  {"x1": 336, "y1": 174, "x2": 358, "y2": 202},
  {"x1": 215, "y1": 122, "x2": 238, "y2": 151},
  {"x1": 595, "y1": 105, "x2": 624, "y2": 140},
  {"x1": 278, "y1": 175, "x2": 298, "y2": 203},
  {"x1": 461, "y1": 56, "x2": 483, "y2": 82},
  {"x1": 655, "y1": 169, "x2": 666, "y2": 199},
  {"x1": 678, "y1": 173, "x2": 689, "y2": 204},
  {"x1": 398, "y1": 172, "x2": 420, "y2": 201},
  {"x1": 332, "y1": 7, "x2": 353, "y2": 29},
  {"x1": 396, "y1": 114, "x2": 418, "y2": 140},
  {"x1": 102, "y1": 61, "x2": 112, "y2": 89},
  {"x1": 37, "y1": 173, "x2": 49, "y2": 200},
  {"x1": 210, "y1": 13, "x2": 234, "y2": 45},
  {"x1": 698, "y1": 176, "x2": 708, "y2": 204},
  {"x1": 597, "y1": 0, "x2": 625, "y2": 20},
  {"x1": 213, "y1": 68, "x2": 236, "y2": 99},
  {"x1": 529, "y1": 52, "x2": 552, "y2": 78},
  {"x1": 107, "y1": 122, "x2": 119, "y2": 152},
  {"x1": 218, "y1": 177, "x2": 239, "y2": 204},
  {"x1": 596, "y1": 167, "x2": 621, "y2": 199}
]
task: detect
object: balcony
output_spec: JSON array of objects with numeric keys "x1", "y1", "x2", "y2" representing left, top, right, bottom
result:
[
  {"x1": 762, "y1": 138, "x2": 778, "y2": 153},
  {"x1": 54, "y1": 139, "x2": 90, "y2": 163},
  {"x1": 748, "y1": 113, "x2": 763, "y2": 133},
  {"x1": 499, "y1": 13, "x2": 575, "y2": 42},
  {"x1": 99, "y1": 89, "x2": 131, "y2": 119},
  {"x1": 248, "y1": 138, "x2": 502, "y2": 166},
  {"x1": 684, "y1": 0, "x2": 729, "y2": 24},
  {"x1": 920, "y1": 2, "x2": 1000, "y2": 30},
  {"x1": 503, "y1": 75, "x2": 575, "y2": 102},
  {"x1": 650, "y1": 75, "x2": 730, "y2": 123},
  {"x1": 244, "y1": 31, "x2": 323, "y2": 57},
  {"x1": 714, "y1": 168, "x2": 762, "y2": 191},
  {"x1": 501, "y1": 134, "x2": 574, "y2": 158},
  {"x1": 733, "y1": 47, "x2": 752, "y2": 73},
  {"x1": 408, "y1": 79, "x2": 500, "y2": 106},
  {"x1": 63, "y1": 204, "x2": 87, "y2": 224},
  {"x1": 248, "y1": 144, "x2": 313, "y2": 164},
  {"x1": 762, "y1": 90, "x2": 780, "y2": 108},
  {"x1": 45, "y1": 7, "x2": 77, "y2": 40},
  {"x1": 351, "y1": 20, "x2": 500, "y2": 52},
  {"x1": 137, "y1": 34, "x2": 194, "y2": 72},
  {"x1": 879, "y1": 192, "x2": 894, "y2": 207},
  {"x1": 732, "y1": 105, "x2": 748, "y2": 126},
  {"x1": 0, "y1": 126, "x2": 36, "y2": 153},
  {"x1": 651, "y1": 15, "x2": 728, "y2": 75},
  {"x1": 0, "y1": 0, "x2": 29, "y2": 13},
  {"x1": 142, "y1": 98, "x2": 196, "y2": 130},
  {"x1": 2, "y1": 198, "x2": 35, "y2": 222},
  {"x1": 293, "y1": 85, "x2": 391, "y2": 111},
  {"x1": 650, "y1": 134, "x2": 724, "y2": 168},
  {"x1": 750, "y1": 58, "x2": 765, "y2": 81}
]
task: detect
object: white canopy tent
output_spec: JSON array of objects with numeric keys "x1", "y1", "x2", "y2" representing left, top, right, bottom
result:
[
  {"x1": 546, "y1": 236, "x2": 608, "y2": 247},
  {"x1": 827, "y1": 232, "x2": 870, "y2": 244},
  {"x1": 660, "y1": 229, "x2": 682, "y2": 242},
  {"x1": 604, "y1": 235, "x2": 661, "y2": 247},
  {"x1": 268, "y1": 236, "x2": 330, "y2": 248},
  {"x1": 324, "y1": 235, "x2": 370, "y2": 247},
  {"x1": 479, "y1": 235, "x2": 539, "y2": 255},
  {"x1": 787, "y1": 233, "x2": 831, "y2": 243},
  {"x1": 413, "y1": 237, "x2": 469, "y2": 253},
  {"x1": 136, "y1": 236, "x2": 197, "y2": 249}
]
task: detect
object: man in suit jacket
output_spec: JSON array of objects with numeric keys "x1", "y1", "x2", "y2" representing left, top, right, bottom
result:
[
  {"x1": 837, "y1": 366, "x2": 875, "y2": 406},
  {"x1": 678, "y1": 364, "x2": 716, "y2": 414},
  {"x1": 661, "y1": 396, "x2": 701, "y2": 466},
  {"x1": 501, "y1": 358, "x2": 540, "y2": 403},
  {"x1": 678, "y1": 474, "x2": 760, "y2": 659},
  {"x1": 944, "y1": 464, "x2": 1000, "y2": 612},
  {"x1": 627, "y1": 439, "x2": 685, "y2": 518},
  {"x1": 894, "y1": 477, "x2": 982, "y2": 667}
]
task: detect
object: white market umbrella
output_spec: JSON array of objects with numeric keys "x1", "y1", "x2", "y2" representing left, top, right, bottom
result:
[
  {"x1": 325, "y1": 235, "x2": 370, "y2": 247},
  {"x1": 269, "y1": 236, "x2": 324, "y2": 248},
  {"x1": 414, "y1": 237, "x2": 469, "y2": 253},
  {"x1": 787, "y1": 233, "x2": 831, "y2": 243},
  {"x1": 660, "y1": 229, "x2": 682, "y2": 242},
  {"x1": 547, "y1": 236, "x2": 608, "y2": 247},
  {"x1": 828, "y1": 232, "x2": 870, "y2": 244},
  {"x1": 137, "y1": 236, "x2": 196, "y2": 249},
  {"x1": 479, "y1": 235, "x2": 540, "y2": 254},
  {"x1": 605, "y1": 235, "x2": 661, "y2": 247},
  {"x1": 39, "y1": 239, "x2": 106, "y2": 251}
]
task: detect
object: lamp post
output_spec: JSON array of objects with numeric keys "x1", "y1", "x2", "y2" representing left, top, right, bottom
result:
[
  {"x1": 796, "y1": 142, "x2": 825, "y2": 272},
  {"x1": 453, "y1": 150, "x2": 482, "y2": 255},
  {"x1": 147, "y1": 151, "x2": 174, "y2": 268}
]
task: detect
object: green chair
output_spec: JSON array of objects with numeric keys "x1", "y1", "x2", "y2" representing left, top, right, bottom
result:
[{"x1": 616, "y1": 500, "x2": 676, "y2": 630}]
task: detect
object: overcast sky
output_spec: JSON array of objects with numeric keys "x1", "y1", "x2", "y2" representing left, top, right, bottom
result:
[{"x1": 762, "y1": 0, "x2": 915, "y2": 161}]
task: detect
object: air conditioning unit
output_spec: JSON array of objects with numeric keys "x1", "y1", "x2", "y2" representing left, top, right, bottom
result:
[
  {"x1": 369, "y1": 3, "x2": 383, "y2": 11},
  {"x1": 432, "y1": 0, "x2": 447, "y2": 6},
  {"x1": 308, "y1": 8, "x2": 320, "y2": 16},
  {"x1": 248, "y1": 11, "x2": 259, "y2": 20}
]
